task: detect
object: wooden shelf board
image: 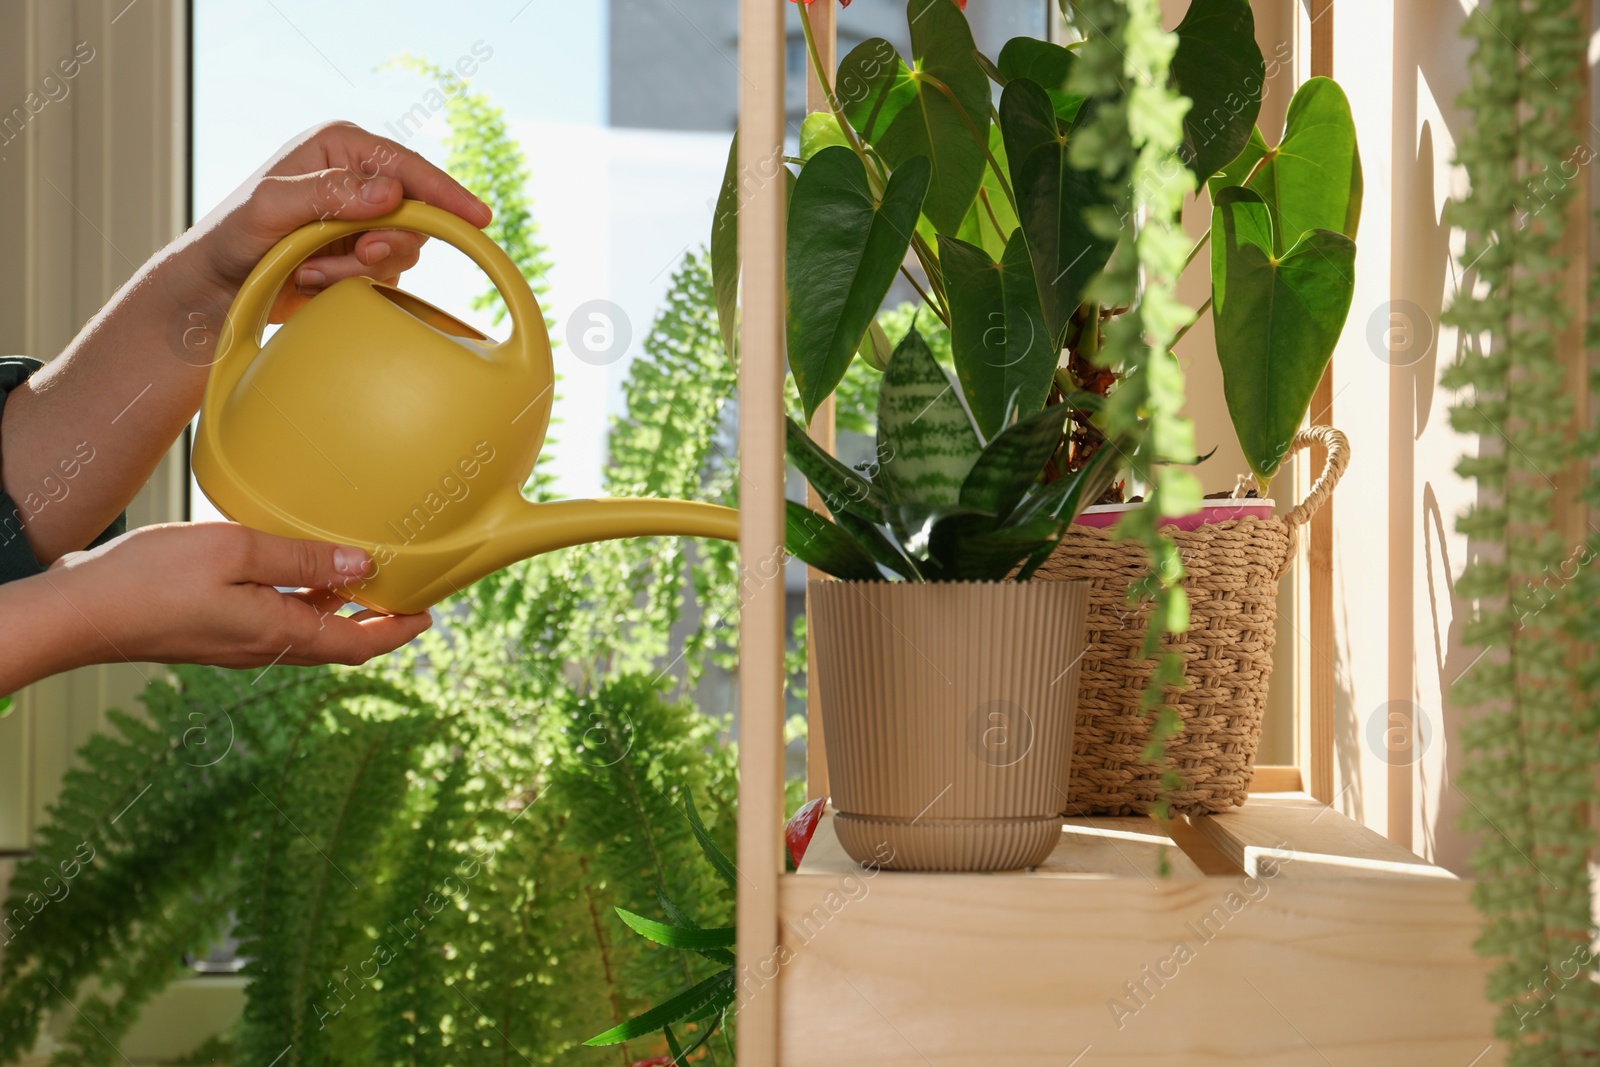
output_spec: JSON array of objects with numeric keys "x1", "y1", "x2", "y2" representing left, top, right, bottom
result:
[
  {"x1": 776, "y1": 799, "x2": 1492, "y2": 1064},
  {"x1": 1189, "y1": 792, "x2": 1453, "y2": 880},
  {"x1": 798, "y1": 809, "x2": 1204, "y2": 880}
]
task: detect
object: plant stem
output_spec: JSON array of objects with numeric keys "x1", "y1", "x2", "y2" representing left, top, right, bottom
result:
[
  {"x1": 1171, "y1": 295, "x2": 1212, "y2": 346},
  {"x1": 978, "y1": 187, "x2": 1007, "y2": 243},
  {"x1": 1183, "y1": 230, "x2": 1209, "y2": 270},
  {"x1": 798, "y1": 8, "x2": 882, "y2": 195},
  {"x1": 900, "y1": 262, "x2": 950, "y2": 326},
  {"x1": 910, "y1": 231, "x2": 950, "y2": 309}
]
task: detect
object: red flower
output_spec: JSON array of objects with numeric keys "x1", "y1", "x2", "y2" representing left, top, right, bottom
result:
[
  {"x1": 784, "y1": 797, "x2": 826, "y2": 867},
  {"x1": 630, "y1": 1058, "x2": 674, "y2": 1067}
]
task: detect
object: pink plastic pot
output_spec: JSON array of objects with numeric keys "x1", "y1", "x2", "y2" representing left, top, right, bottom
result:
[{"x1": 1072, "y1": 499, "x2": 1276, "y2": 533}]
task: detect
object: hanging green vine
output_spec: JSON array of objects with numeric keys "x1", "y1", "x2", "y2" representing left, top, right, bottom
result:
[
  {"x1": 1066, "y1": 0, "x2": 1202, "y2": 818},
  {"x1": 1443, "y1": 0, "x2": 1600, "y2": 1057}
]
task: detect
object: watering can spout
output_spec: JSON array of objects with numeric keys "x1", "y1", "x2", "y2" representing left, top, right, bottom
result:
[{"x1": 485, "y1": 495, "x2": 741, "y2": 570}]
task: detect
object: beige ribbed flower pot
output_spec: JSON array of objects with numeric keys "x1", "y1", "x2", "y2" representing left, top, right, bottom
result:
[{"x1": 810, "y1": 579, "x2": 1089, "y2": 872}]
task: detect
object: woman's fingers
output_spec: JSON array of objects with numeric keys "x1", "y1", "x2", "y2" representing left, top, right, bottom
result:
[
  {"x1": 285, "y1": 587, "x2": 351, "y2": 616},
  {"x1": 285, "y1": 609, "x2": 433, "y2": 666},
  {"x1": 293, "y1": 237, "x2": 424, "y2": 295}
]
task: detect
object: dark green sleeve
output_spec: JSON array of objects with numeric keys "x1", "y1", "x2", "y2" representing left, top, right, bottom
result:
[{"x1": 0, "y1": 357, "x2": 128, "y2": 585}]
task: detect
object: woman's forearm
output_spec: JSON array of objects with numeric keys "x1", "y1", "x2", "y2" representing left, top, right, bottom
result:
[
  {"x1": 0, "y1": 568, "x2": 107, "y2": 693},
  {"x1": 0, "y1": 238, "x2": 226, "y2": 564}
]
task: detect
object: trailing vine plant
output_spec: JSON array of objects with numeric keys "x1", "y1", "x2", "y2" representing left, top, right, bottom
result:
[
  {"x1": 1064, "y1": 0, "x2": 1202, "y2": 819},
  {"x1": 1443, "y1": 0, "x2": 1600, "y2": 1056}
]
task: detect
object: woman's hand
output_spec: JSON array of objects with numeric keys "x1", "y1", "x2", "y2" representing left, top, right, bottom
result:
[
  {"x1": 4, "y1": 121, "x2": 494, "y2": 568},
  {"x1": 29, "y1": 523, "x2": 430, "y2": 676},
  {"x1": 185, "y1": 120, "x2": 493, "y2": 322}
]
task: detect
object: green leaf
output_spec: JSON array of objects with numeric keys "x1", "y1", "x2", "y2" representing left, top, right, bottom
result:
[
  {"x1": 959, "y1": 404, "x2": 1071, "y2": 520},
  {"x1": 786, "y1": 500, "x2": 885, "y2": 582},
  {"x1": 684, "y1": 792, "x2": 739, "y2": 892},
  {"x1": 836, "y1": 37, "x2": 916, "y2": 139},
  {"x1": 665, "y1": 1014, "x2": 725, "y2": 1065},
  {"x1": 1009, "y1": 430, "x2": 1131, "y2": 528},
  {"x1": 890, "y1": 503, "x2": 990, "y2": 560},
  {"x1": 787, "y1": 147, "x2": 930, "y2": 421},
  {"x1": 1171, "y1": 0, "x2": 1265, "y2": 183},
  {"x1": 999, "y1": 77, "x2": 1116, "y2": 348},
  {"x1": 996, "y1": 37, "x2": 1083, "y2": 121},
  {"x1": 1216, "y1": 77, "x2": 1361, "y2": 255},
  {"x1": 924, "y1": 511, "x2": 1064, "y2": 581},
  {"x1": 859, "y1": 317, "x2": 894, "y2": 371},
  {"x1": 584, "y1": 969, "x2": 735, "y2": 1045},
  {"x1": 712, "y1": 134, "x2": 740, "y2": 363},
  {"x1": 833, "y1": 508, "x2": 923, "y2": 581},
  {"x1": 954, "y1": 126, "x2": 1020, "y2": 259},
  {"x1": 614, "y1": 907, "x2": 735, "y2": 951},
  {"x1": 800, "y1": 111, "x2": 849, "y2": 162},
  {"x1": 785, "y1": 415, "x2": 887, "y2": 521},
  {"x1": 653, "y1": 889, "x2": 736, "y2": 966},
  {"x1": 714, "y1": 135, "x2": 796, "y2": 366},
  {"x1": 876, "y1": 327, "x2": 983, "y2": 505},
  {"x1": 839, "y1": 1, "x2": 991, "y2": 234},
  {"x1": 1206, "y1": 124, "x2": 1269, "y2": 199},
  {"x1": 1211, "y1": 186, "x2": 1355, "y2": 486},
  {"x1": 941, "y1": 230, "x2": 1056, "y2": 439}
]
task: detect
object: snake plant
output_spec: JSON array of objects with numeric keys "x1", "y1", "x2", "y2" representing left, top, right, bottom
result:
[{"x1": 784, "y1": 325, "x2": 1124, "y2": 582}]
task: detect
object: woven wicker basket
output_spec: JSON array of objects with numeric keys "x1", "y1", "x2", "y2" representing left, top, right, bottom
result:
[{"x1": 1033, "y1": 426, "x2": 1350, "y2": 816}]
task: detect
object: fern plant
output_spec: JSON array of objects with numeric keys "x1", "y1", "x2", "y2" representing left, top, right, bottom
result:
[
  {"x1": 1442, "y1": 0, "x2": 1600, "y2": 1058},
  {"x1": 0, "y1": 62, "x2": 759, "y2": 1066}
]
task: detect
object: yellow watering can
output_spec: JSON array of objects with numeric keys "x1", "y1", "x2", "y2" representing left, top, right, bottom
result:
[{"x1": 193, "y1": 199, "x2": 739, "y2": 615}]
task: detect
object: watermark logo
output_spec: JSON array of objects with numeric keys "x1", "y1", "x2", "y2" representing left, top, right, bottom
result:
[
  {"x1": 566, "y1": 299, "x2": 631, "y2": 366},
  {"x1": 967, "y1": 699, "x2": 1035, "y2": 768},
  {"x1": 1364, "y1": 701, "x2": 1433, "y2": 767},
  {"x1": 1366, "y1": 299, "x2": 1435, "y2": 367}
]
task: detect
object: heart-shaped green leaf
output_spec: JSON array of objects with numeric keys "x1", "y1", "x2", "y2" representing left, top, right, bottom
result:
[
  {"x1": 953, "y1": 125, "x2": 1020, "y2": 260},
  {"x1": 959, "y1": 403, "x2": 1071, "y2": 520},
  {"x1": 836, "y1": 37, "x2": 916, "y2": 137},
  {"x1": 1211, "y1": 185, "x2": 1355, "y2": 486},
  {"x1": 996, "y1": 37, "x2": 1084, "y2": 121},
  {"x1": 787, "y1": 147, "x2": 930, "y2": 420},
  {"x1": 999, "y1": 77, "x2": 1116, "y2": 348},
  {"x1": 941, "y1": 230, "x2": 1056, "y2": 439},
  {"x1": 712, "y1": 134, "x2": 741, "y2": 363},
  {"x1": 1211, "y1": 78, "x2": 1361, "y2": 255},
  {"x1": 837, "y1": 1, "x2": 990, "y2": 234},
  {"x1": 800, "y1": 112, "x2": 850, "y2": 162},
  {"x1": 713, "y1": 133, "x2": 796, "y2": 364},
  {"x1": 1206, "y1": 124, "x2": 1269, "y2": 199},
  {"x1": 1171, "y1": 0, "x2": 1265, "y2": 183},
  {"x1": 877, "y1": 327, "x2": 982, "y2": 506}
]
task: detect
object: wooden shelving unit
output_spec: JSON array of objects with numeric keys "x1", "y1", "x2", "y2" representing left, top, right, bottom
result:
[{"x1": 732, "y1": 1, "x2": 1500, "y2": 1063}]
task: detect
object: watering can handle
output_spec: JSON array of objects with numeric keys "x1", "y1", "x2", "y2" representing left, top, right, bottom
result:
[{"x1": 212, "y1": 199, "x2": 549, "y2": 390}]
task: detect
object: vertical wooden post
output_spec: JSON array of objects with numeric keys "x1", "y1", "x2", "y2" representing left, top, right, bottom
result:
[
  {"x1": 1304, "y1": 0, "x2": 1336, "y2": 807},
  {"x1": 803, "y1": 0, "x2": 836, "y2": 804},
  {"x1": 736, "y1": 0, "x2": 786, "y2": 1061}
]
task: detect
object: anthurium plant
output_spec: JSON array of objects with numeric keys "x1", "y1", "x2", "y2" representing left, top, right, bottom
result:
[
  {"x1": 716, "y1": 0, "x2": 1362, "y2": 503},
  {"x1": 785, "y1": 325, "x2": 1125, "y2": 581}
]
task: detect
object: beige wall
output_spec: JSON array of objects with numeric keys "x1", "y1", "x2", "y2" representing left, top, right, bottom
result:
[
  {"x1": 0, "y1": 0, "x2": 188, "y2": 852},
  {"x1": 0, "y1": 4, "x2": 233, "y2": 1061}
]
